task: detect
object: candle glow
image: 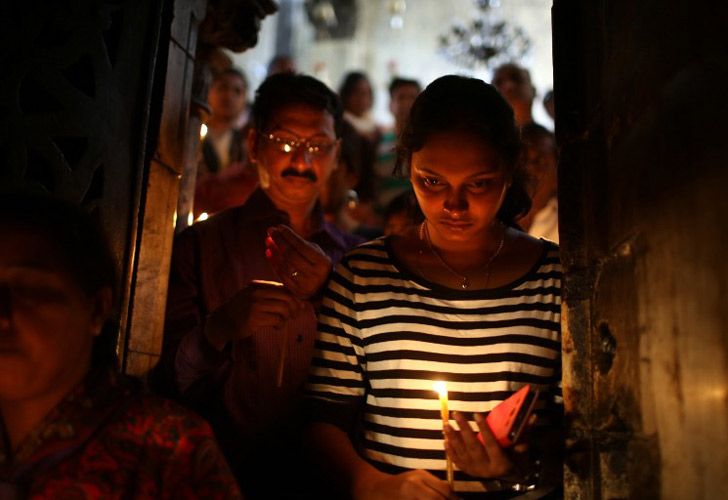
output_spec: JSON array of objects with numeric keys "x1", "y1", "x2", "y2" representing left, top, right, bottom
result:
[
  {"x1": 433, "y1": 381, "x2": 449, "y2": 423},
  {"x1": 433, "y1": 381, "x2": 454, "y2": 489}
]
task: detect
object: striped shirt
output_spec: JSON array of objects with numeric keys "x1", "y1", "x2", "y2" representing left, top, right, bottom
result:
[{"x1": 306, "y1": 237, "x2": 562, "y2": 495}]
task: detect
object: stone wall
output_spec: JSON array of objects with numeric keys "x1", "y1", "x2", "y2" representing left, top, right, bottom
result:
[{"x1": 555, "y1": 1, "x2": 728, "y2": 498}]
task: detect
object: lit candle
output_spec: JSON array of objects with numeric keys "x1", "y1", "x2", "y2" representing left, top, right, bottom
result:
[{"x1": 433, "y1": 381, "x2": 455, "y2": 489}]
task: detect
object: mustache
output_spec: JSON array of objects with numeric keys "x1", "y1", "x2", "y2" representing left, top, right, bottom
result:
[{"x1": 281, "y1": 168, "x2": 317, "y2": 182}]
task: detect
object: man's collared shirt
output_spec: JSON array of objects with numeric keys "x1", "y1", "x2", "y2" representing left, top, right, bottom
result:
[{"x1": 160, "y1": 188, "x2": 362, "y2": 439}]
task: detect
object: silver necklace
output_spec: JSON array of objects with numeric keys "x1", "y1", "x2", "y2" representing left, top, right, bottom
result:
[{"x1": 419, "y1": 221, "x2": 506, "y2": 289}]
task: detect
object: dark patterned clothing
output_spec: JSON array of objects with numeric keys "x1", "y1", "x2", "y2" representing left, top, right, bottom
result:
[
  {"x1": 200, "y1": 128, "x2": 247, "y2": 175},
  {"x1": 0, "y1": 369, "x2": 242, "y2": 499},
  {"x1": 156, "y1": 188, "x2": 362, "y2": 497}
]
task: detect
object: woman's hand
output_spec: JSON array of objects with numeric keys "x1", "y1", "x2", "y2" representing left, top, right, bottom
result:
[
  {"x1": 353, "y1": 469, "x2": 456, "y2": 500},
  {"x1": 265, "y1": 225, "x2": 332, "y2": 300},
  {"x1": 444, "y1": 411, "x2": 519, "y2": 479}
]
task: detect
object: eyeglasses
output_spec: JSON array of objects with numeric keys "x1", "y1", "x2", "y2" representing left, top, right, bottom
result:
[{"x1": 261, "y1": 132, "x2": 338, "y2": 157}]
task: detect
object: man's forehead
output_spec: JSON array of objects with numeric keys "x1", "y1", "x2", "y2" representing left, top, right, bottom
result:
[{"x1": 266, "y1": 104, "x2": 334, "y2": 131}]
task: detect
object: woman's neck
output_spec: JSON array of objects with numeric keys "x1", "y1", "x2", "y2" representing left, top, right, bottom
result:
[
  {"x1": 2, "y1": 392, "x2": 67, "y2": 451},
  {"x1": 392, "y1": 223, "x2": 542, "y2": 291},
  {"x1": 425, "y1": 221, "x2": 504, "y2": 261},
  {"x1": 1, "y1": 362, "x2": 90, "y2": 451}
]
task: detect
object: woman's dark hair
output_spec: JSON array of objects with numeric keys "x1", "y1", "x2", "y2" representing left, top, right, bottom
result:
[
  {"x1": 394, "y1": 75, "x2": 532, "y2": 225},
  {"x1": 338, "y1": 71, "x2": 373, "y2": 110},
  {"x1": 0, "y1": 193, "x2": 119, "y2": 368},
  {"x1": 251, "y1": 72, "x2": 343, "y2": 137}
]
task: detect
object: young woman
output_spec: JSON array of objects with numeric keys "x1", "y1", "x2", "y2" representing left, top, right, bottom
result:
[
  {"x1": 0, "y1": 194, "x2": 241, "y2": 498},
  {"x1": 306, "y1": 75, "x2": 562, "y2": 499},
  {"x1": 339, "y1": 71, "x2": 381, "y2": 205}
]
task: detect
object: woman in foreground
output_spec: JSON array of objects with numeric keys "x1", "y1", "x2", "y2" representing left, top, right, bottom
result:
[
  {"x1": 0, "y1": 194, "x2": 241, "y2": 499},
  {"x1": 305, "y1": 75, "x2": 562, "y2": 499}
]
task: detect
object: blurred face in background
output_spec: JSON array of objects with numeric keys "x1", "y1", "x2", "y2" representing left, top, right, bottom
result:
[
  {"x1": 208, "y1": 72, "x2": 248, "y2": 122},
  {"x1": 344, "y1": 78, "x2": 373, "y2": 117},
  {"x1": 492, "y1": 65, "x2": 535, "y2": 109},
  {"x1": 389, "y1": 83, "x2": 420, "y2": 130}
]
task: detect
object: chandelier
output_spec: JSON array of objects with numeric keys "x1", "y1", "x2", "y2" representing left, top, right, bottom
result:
[
  {"x1": 439, "y1": 0, "x2": 531, "y2": 70},
  {"x1": 304, "y1": 0, "x2": 358, "y2": 40}
]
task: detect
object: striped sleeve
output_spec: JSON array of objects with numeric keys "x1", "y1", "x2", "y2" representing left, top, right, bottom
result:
[
  {"x1": 305, "y1": 252, "x2": 368, "y2": 427},
  {"x1": 306, "y1": 238, "x2": 562, "y2": 494}
]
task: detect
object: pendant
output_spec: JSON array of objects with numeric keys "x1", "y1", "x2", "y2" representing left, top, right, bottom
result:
[{"x1": 461, "y1": 277, "x2": 470, "y2": 289}]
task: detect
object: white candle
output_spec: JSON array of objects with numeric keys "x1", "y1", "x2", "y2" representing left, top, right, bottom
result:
[{"x1": 434, "y1": 381, "x2": 454, "y2": 489}]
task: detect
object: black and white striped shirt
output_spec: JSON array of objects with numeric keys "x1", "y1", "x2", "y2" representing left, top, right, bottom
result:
[{"x1": 306, "y1": 237, "x2": 562, "y2": 494}]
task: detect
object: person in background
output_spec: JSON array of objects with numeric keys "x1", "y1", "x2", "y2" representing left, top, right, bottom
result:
[
  {"x1": 267, "y1": 54, "x2": 297, "y2": 76},
  {"x1": 305, "y1": 75, "x2": 562, "y2": 499},
  {"x1": 320, "y1": 125, "x2": 367, "y2": 235},
  {"x1": 382, "y1": 189, "x2": 420, "y2": 237},
  {"x1": 518, "y1": 123, "x2": 559, "y2": 243},
  {"x1": 542, "y1": 90, "x2": 555, "y2": 122},
  {"x1": 0, "y1": 193, "x2": 241, "y2": 499},
  {"x1": 195, "y1": 67, "x2": 258, "y2": 217},
  {"x1": 376, "y1": 77, "x2": 422, "y2": 210},
  {"x1": 492, "y1": 62, "x2": 539, "y2": 128},
  {"x1": 202, "y1": 67, "x2": 251, "y2": 172},
  {"x1": 156, "y1": 72, "x2": 361, "y2": 498},
  {"x1": 338, "y1": 71, "x2": 380, "y2": 204}
]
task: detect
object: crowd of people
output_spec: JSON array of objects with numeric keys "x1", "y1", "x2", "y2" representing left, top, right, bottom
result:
[{"x1": 1, "y1": 59, "x2": 562, "y2": 499}]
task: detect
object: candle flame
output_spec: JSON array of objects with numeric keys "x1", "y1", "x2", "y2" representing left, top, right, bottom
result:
[
  {"x1": 200, "y1": 123, "x2": 208, "y2": 140},
  {"x1": 433, "y1": 381, "x2": 447, "y2": 397}
]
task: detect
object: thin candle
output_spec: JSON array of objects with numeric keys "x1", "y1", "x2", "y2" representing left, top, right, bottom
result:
[
  {"x1": 250, "y1": 280, "x2": 288, "y2": 388},
  {"x1": 433, "y1": 381, "x2": 455, "y2": 489},
  {"x1": 276, "y1": 323, "x2": 289, "y2": 388}
]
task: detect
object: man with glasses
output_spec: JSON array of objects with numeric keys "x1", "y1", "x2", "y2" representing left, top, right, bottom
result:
[{"x1": 156, "y1": 73, "x2": 362, "y2": 498}]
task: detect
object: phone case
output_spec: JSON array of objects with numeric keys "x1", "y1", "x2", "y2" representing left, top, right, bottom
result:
[{"x1": 481, "y1": 385, "x2": 539, "y2": 448}]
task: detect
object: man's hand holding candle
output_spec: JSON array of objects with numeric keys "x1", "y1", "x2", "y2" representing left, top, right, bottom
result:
[{"x1": 204, "y1": 280, "x2": 305, "y2": 351}]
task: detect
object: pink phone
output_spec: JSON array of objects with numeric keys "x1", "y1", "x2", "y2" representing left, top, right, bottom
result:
[{"x1": 481, "y1": 385, "x2": 539, "y2": 448}]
